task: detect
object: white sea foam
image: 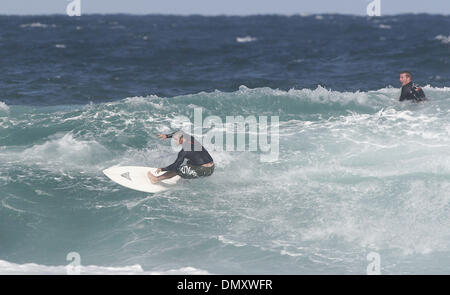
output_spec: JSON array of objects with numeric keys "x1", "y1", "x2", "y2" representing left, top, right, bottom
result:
[
  {"x1": 0, "y1": 101, "x2": 9, "y2": 112},
  {"x1": 233, "y1": 84, "x2": 389, "y2": 109},
  {"x1": 280, "y1": 250, "x2": 303, "y2": 257},
  {"x1": 236, "y1": 36, "x2": 257, "y2": 43},
  {"x1": 20, "y1": 23, "x2": 55, "y2": 28},
  {"x1": 435, "y1": 35, "x2": 450, "y2": 44},
  {"x1": 122, "y1": 85, "x2": 450, "y2": 112},
  {"x1": 1, "y1": 198, "x2": 26, "y2": 213},
  {"x1": 124, "y1": 95, "x2": 163, "y2": 107},
  {"x1": 0, "y1": 259, "x2": 210, "y2": 275},
  {"x1": 34, "y1": 190, "x2": 53, "y2": 197},
  {"x1": 217, "y1": 235, "x2": 247, "y2": 247},
  {"x1": 18, "y1": 132, "x2": 111, "y2": 171}
]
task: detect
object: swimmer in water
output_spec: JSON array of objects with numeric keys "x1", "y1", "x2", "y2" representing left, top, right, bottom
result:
[{"x1": 399, "y1": 71, "x2": 427, "y2": 102}]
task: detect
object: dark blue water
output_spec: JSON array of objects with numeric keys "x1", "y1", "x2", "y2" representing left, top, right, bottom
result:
[{"x1": 0, "y1": 14, "x2": 448, "y2": 106}]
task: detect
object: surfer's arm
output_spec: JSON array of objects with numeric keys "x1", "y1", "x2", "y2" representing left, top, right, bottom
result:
[
  {"x1": 161, "y1": 149, "x2": 186, "y2": 172},
  {"x1": 158, "y1": 133, "x2": 175, "y2": 139}
]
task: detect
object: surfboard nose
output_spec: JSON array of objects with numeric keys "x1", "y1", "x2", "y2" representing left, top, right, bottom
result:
[
  {"x1": 102, "y1": 166, "x2": 118, "y2": 180},
  {"x1": 102, "y1": 166, "x2": 180, "y2": 193}
]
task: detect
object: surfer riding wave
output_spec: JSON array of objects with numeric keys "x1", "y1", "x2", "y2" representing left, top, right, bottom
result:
[{"x1": 147, "y1": 131, "x2": 214, "y2": 184}]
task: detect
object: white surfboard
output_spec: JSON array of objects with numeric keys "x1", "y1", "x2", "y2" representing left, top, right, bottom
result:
[{"x1": 103, "y1": 166, "x2": 180, "y2": 193}]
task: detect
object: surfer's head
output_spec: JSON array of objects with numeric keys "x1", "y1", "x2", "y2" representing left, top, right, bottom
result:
[
  {"x1": 400, "y1": 71, "x2": 412, "y2": 86},
  {"x1": 172, "y1": 131, "x2": 185, "y2": 145}
]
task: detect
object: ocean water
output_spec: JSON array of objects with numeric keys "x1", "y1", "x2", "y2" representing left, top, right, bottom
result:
[{"x1": 0, "y1": 14, "x2": 449, "y2": 275}]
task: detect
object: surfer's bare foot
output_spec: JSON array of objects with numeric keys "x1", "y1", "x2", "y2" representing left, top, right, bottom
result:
[{"x1": 147, "y1": 171, "x2": 159, "y2": 184}]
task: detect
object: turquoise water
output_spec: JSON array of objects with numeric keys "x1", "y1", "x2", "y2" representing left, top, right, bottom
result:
[{"x1": 1, "y1": 85, "x2": 450, "y2": 274}]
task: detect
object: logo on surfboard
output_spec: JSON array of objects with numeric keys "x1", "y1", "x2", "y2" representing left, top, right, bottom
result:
[{"x1": 121, "y1": 172, "x2": 131, "y2": 181}]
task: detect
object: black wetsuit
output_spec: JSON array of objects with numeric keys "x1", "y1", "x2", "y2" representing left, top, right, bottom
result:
[
  {"x1": 399, "y1": 82, "x2": 427, "y2": 102},
  {"x1": 162, "y1": 133, "x2": 214, "y2": 178}
]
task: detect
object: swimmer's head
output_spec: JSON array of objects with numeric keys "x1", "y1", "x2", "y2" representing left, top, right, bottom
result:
[{"x1": 400, "y1": 71, "x2": 412, "y2": 86}]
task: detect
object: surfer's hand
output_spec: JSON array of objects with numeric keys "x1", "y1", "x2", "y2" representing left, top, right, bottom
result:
[
  {"x1": 157, "y1": 133, "x2": 167, "y2": 139},
  {"x1": 156, "y1": 168, "x2": 162, "y2": 173}
]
